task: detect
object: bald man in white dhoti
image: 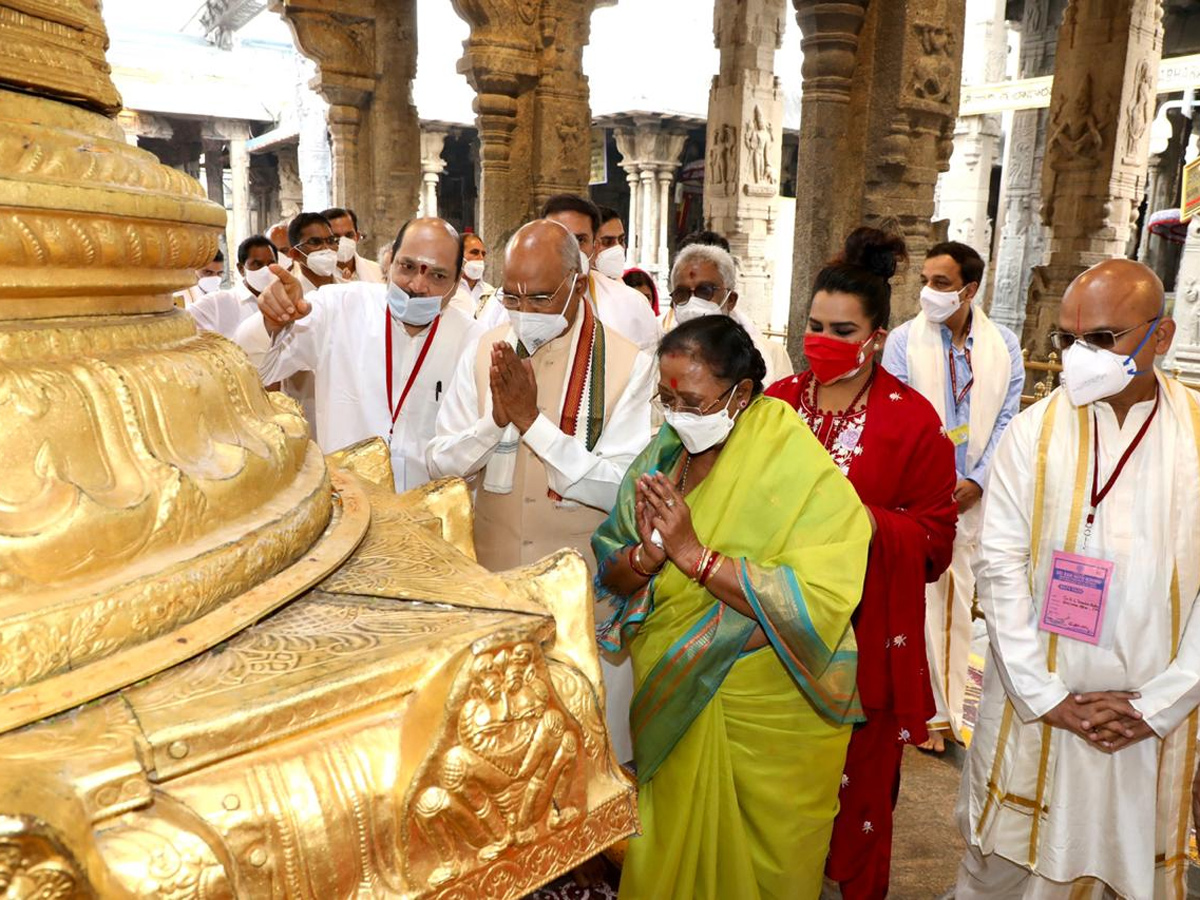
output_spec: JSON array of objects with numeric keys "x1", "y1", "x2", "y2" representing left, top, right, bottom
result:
[{"x1": 957, "y1": 260, "x2": 1200, "y2": 900}]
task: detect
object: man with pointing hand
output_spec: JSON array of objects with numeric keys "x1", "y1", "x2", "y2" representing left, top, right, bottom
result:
[{"x1": 234, "y1": 217, "x2": 482, "y2": 492}]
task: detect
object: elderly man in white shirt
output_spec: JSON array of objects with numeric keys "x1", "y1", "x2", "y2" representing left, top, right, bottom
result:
[
  {"x1": 323, "y1": 206, "x2": 384, "y2": 284},
  {"x1": 187, "y1": 235, "x2": 278, "y2": 338},
  {"x1": 659, "y1": 242, "x2": 793, "y2": 386},
  {"x1": 234, "y1": 217, "x2": 481, "y2": 492},
  {"x1": 476, "y1": 194, "x2": 661, "y2": 353},
  {"x1": 428, "y1": 218, "x2": 654, "y2": 764}
]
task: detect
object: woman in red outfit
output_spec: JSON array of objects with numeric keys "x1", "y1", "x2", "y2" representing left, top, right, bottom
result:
[{"x1": 766, "y1": 228, "x2": 958, "y2": 899}]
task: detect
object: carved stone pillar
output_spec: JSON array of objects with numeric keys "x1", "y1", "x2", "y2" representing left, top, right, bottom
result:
[
  {"x1": 452, "y1": 0, "x2": 603, "y2": 262},
  {"x1": 276, "y1": 144, "x2": 304, "y2": 220},
  {"x1": 614, "y1": 123, "x2": 687, "y2": 282},
  {"x1": 788, "y1": 0, "x2": 871, "y2": 363},
  {"x1": 229, "y1": 129, "x2": 251, "y2": 259},
  {"x1": 295, "y1": 56, "x2": 332, "y2": 212},
  {"x1": 1172, "y1": 134, "x2": 1200, "y2": 383},
  {"x1": 1022, "y1": 0, "x2": 1164, "y2": 356},
  {"x1": 202, "y1": 138, "x2": 225, "y2": 208},
  {"x1": 704, "y1": 0, "x2": 787, "y2": 329},
  {"x1": 988, "y1": 0, "x2": 1064, "y2": 332},
  {"x1": 418, "y1": 129, "x2": 448, "y2": 219},
  {"x1": 933, "y1": 0, "x2": 1006, "y2": 277},
  {"x1": 788, "y1": 0, "x2": 966, "y2": 363},
  {"x1": 275, "y1": 0, "x2": 421, "y2": 245},
  {"x1": 625, "y1": 167, "x2": 642, "y2": 265}
]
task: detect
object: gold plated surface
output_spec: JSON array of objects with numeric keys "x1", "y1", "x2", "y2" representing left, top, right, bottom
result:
[{"x1": 0, "y1": 3, "x2": 636, "y2": 895}]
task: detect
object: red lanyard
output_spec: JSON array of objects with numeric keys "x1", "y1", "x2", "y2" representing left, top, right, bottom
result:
[
  {"x1": 949, "y1": 347, "x2": 973, "y2": 406},
  {"x1": 385, "y1": 308, "x2": 441, "y2": 438},
  {"x1": 1084, "y1": 387, "x2": 1160, "y2": 542}
]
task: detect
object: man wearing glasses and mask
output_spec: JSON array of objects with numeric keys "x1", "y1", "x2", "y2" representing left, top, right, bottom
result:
[
  {"x1": 428, "y1": 219, "x2": 655, "y2": 762},
  {"x1": 659, "y1": 241, "x2": 793, "y2": 385},
  {"x1": 234, "y1": 217, "x2": 482, "y2": 492},
  {"x1": 957, "y1": 259, "x2": 1200, "y2": 900}
]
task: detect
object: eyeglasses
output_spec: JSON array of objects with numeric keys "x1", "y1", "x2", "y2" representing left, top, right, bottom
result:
[
  {"x1": 294, "y1": 235, "x2": 340, "y2": 251},
  {"x1": 1048, "y1": 317, "x2": 1158, "y2": 352},
  {"x1": 668, "y1": 284, "x2": 729, "y2": 307},
  {"x1": 498, "y1": 272, "x2": 576, "y2": 311},
  {"x1": 651, "y1": 384, "x2": 734, "y2": 417}
]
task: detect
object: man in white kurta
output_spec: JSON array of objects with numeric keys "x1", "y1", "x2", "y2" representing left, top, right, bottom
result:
[
  {"x1": 428, "y1": 219, "x2": 655, "y2": 762},
  {"x1": 234, "y1": 217, "x2": 481, "y2": 492},
  {"x1": 658, "y1": 242, "x2": 793, "y2": 386},
  {"x1": 450, "y1": 232, "x2": 497, "y2": 319},
  {"x1": 187, "y1": 236, "x2": 278, "y2": 339},
  {"x1": 324, "y1": 206, "x2": 385, "y2": 285},
  {"x1": 958, "y1": 260, "x2": 1200, "y2": 900},
  {"x1": 883, "y1": 241, "x2": 1024, "y2": 748}
]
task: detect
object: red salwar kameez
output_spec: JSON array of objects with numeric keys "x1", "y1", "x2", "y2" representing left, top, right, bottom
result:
[{"x1": 766, "y1": 364, "x2": 958, "y2": 899}]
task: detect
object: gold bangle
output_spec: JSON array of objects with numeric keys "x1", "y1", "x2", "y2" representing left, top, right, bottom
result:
[{"x1": 701, "y1": 553, "x2": 726, "y2": 587}]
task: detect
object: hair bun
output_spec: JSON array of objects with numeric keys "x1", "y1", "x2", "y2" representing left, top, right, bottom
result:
[{"x1": 838, "y1": 226, "x2": 907, "y2": 280}]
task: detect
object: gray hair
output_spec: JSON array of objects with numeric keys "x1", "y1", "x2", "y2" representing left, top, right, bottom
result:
[
  {"x1": 504, "y1": 219, "x2": 582, "y2": 279},
  {"x1": 670, "y1": 244, "x2": 737, "y2": 291}
]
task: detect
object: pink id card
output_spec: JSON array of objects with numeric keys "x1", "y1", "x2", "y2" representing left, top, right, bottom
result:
[{"x1": 1038, "y1": 551, "x2": 1114, "y2": 645}]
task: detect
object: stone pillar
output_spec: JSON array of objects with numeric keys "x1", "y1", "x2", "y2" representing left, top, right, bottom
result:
[
  {"x1": 614, "y1": 123, "x2": 687, "y2": 282},
  {"x1": 988, "y1": 0, "x2": 1064, "y2": 333},
  {"x1": 933, "y1": 0, "x2": 1006, "y2": 275},
  {"x1": 275, "y1": 0, "x2": 421, "y2": 245},
  {"x1": 295, "y1": 56, "x2": 332, "y2": 212},
  {"x1": 202, "y1": 138, "x2": 225, "y2": 208},
  {"x1": 452, "y1": 0, "x2": 604, "y2": 265},
  {"x1": 704, "y1": 0, "x2": 787, "y2": 330},
  {"x1": 276, "y1": 144, "x2": 304, "y2": 219},
  {"x1": 788, "y1": 0, "x2": 967, "y2": 364},
  {"x1": 419, "y1": 129, "x2": 448, "y2": 219},
  {"x1": 1170, "y1": 134, "x2": 1200, "y2": 383},
  {"x1": 1022, "y1": 0, "x2": 1164, "y2": 356},
  {"x1": 625, "y1": 167, "x2": 642, "y2": 265},
  {"x1": 1138, "y1": 114, "x2": 1186, "y2": 284}
]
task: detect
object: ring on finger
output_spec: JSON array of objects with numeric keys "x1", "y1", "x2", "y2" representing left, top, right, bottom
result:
[{"x1": 666, "y1": 499, "x2": 675, "y2": 508}]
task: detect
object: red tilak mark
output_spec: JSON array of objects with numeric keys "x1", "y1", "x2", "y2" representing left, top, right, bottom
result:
[{"x1": 670, "y1": 377, "x2": 678, "y2": 389}]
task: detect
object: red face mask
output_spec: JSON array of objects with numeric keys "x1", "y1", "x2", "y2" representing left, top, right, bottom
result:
[{"x1": 803, "y1": 330, "x2": 879, "y2": 385}]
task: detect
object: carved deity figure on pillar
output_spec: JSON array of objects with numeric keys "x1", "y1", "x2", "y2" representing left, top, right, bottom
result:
[
  {"x1": 744, "y1": 106, "x2": 774, "y2": 185},
  {"x1": 1048, "y1": 74, "x2": 1104, "y2": 167}
]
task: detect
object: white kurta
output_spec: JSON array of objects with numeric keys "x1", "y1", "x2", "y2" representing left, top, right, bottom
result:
[
  {"x1": 185, "y1": 284, "x2": 259, "y2": 339},
  {"x1": 234, "y1": 281, "x2": 482, "y2": 492},
  {"x1": 426, "y1": 325, "x2": 655, "y2": 514},
  {"x1": 343, "y1": 254, "x2": 384, "y2": 284},
  {"x1": 450, "y1": 278, "x2": 497, "y2": 319},
  {"x1": 960, "y1": 379, "x2": 1200, "y2": 899},
  {"x1": 475, "y1": 273, "x2": 662, "y2": 352}
]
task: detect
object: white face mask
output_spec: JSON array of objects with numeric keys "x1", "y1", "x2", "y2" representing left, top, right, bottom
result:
[
  {"x1": 242, "y1": 265, "x2": 274, "y2": 294},
  {"x1": 1059, "y1": 318, "x2": 1161, "y2": 407},
  {"x1": 919, "y1": 285, "x2": 966, "y2": 324},
  {"x1": 510, "y1": 310, "x2": 568, "y2": 354},
  {"x1": 336, "y1": 235, "x2": 357, "y2": 263},
  {"x1": 386, "y1": 281, "x2": 442, "y2": 327},
  {"x1": 462, "y1": 259, "x2": 487, "y2": 281},
  {"x1": 578, "y1": 249, "x2": 591, "y2": 276},
  {"x1": 594, "y1": 245, "x2": 626, "y2": 279},
  {"x1": 197, "y1": 274, "x2": 222, "y2": 294},
  {"x1": 663, "y1": 397, "x2": 741, "y2": 454},
  {"x1": 674, "y1": 294, "x2": 728, "y2": 325},
  {"x1": 302, "y1": 248, "x2": 339, "y2": 278}
]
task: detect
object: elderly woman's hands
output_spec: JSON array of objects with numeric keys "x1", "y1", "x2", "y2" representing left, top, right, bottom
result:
[{"x1": 639, "y1": 472, "x2": 704, "y2": 574}]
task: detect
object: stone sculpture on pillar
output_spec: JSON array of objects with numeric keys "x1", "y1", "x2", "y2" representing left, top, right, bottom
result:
[
  {"x1": 788, "y1": 0, "x2": 966, "y2": 364},
  {"x1": 451, "y1": 0, "x2": 606, "y2": 270},
  {"x1": 273, "y1": 0, "x2": 422, "y2": 247},
  {"x1": 419, "y1": 129, "x2": 449, "y2": 219},
  {"x1": 704, "y1": 0, "x2": 787, "y2": 330},
  {"x1": 1022, "y1": 0, "x2": 1164, "y2": 357}
]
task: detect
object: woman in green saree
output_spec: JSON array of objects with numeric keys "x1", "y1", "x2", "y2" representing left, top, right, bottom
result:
[{"x1": 593, "y1": 314, "x2": 872, "y2": 900}]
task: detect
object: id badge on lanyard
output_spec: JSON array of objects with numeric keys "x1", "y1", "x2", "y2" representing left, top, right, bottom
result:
[{"x1": 1038, "y1": 390, "x2": 1159, "y2": 644}]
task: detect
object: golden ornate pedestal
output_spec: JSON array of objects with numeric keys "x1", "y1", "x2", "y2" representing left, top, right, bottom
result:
[{"x1": 0, "y1": 5, "x2": 637, "y2": 897}]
